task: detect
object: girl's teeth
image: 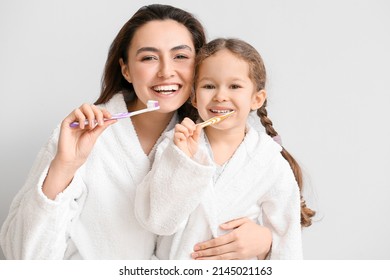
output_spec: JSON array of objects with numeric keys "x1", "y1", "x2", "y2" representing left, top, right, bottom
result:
[{"x1": 210, "y1": 109, "x2": 233, "y2": 114}]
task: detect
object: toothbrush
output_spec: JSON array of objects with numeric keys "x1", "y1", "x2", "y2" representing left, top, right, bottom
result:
[
  {"x1": 196, "y1": 110, "x2": 235, "y2": 128},
  {"x1": 70, "y1": 100, "x2": 160, "y2": 128}
]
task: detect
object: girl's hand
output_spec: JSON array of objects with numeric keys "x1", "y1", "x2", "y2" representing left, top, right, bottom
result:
[
  {"x1": 173, "y1": 117, "x2": 202, "y2": 157},
  {"x1": 42, "y1": 104, "x2": 116, "y2": 199},
  {"x1": 191, "y1": 217, "x2": 272, "y2": 260}
]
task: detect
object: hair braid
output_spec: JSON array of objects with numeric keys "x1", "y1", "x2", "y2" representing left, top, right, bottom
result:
[{"x1": 257, "y1": 101, "x2": 315, "y2": 227}]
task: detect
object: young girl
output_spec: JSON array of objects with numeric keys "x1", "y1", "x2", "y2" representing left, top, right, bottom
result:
[
  {"x1": 135, "y1": 38, "x2": 315, "y2": 259},
  {"x1": 0, "y1": 5, "x2": 272, "y2": 260}
]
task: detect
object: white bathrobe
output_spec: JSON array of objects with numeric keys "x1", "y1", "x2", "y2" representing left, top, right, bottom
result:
[
  {"x1": 135, "y1": 125, "x2": 303, "y2": 259},
  {"x1": 0, "y1": 93, "x2": 177, "y2": 259}
]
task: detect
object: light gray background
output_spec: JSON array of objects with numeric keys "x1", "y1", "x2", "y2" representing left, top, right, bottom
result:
[{"x1": 1, "y1": 0, "x2": 389, "y2": 260}]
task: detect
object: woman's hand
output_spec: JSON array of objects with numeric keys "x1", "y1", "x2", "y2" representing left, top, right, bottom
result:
[
  {"x1": 191, "y1": 217, "x2": 272, "y2": 260},
  {"x1": 173, "y1": 117, "x2": 202, "y2": 157},
  {"x1": 42, "y1": 104, "x2": 116, "y2": 199},
  {"x1": 56, "y1": 103, "x2": 116, "y2": 168}
]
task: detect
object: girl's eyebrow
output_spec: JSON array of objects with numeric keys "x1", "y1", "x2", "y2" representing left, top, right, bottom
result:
[{"x1": 136, "y1": 45, "x2": 193, "y2": 55}]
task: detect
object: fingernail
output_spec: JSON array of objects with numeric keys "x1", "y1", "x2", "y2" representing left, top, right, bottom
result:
[
  {"x1": 194, "y1": 245, "x2": 200, "y2": 251},
  {"x1": 191, "y1": 253, "x2": 198, "y2": 259}
]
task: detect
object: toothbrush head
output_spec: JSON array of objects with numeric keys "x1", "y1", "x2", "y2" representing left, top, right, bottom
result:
[{"x1": 147, "y1": 100, "x2": 160, "y2": 110}]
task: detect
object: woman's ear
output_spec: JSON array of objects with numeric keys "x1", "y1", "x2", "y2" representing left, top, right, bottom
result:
[
  {"x1": 119, "y1": 58, "x2": 131, "y2": 83},
  {"x1": 251, "y1": 89, "x2": 267, "y2": 110}
]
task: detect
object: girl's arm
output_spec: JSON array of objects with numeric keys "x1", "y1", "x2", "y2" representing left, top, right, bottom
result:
[{"x1": 134, "y1": 131, "x2": 215, "y2": 235}]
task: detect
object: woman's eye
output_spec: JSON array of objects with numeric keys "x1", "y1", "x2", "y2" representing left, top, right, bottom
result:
[
  {"x1": 141, "y1": 56, "x2": 157, "y2": 61},
  {"x1": 174, "y1": 54, "x2": 188, "y2": 59},
  {"x1": 230, "y1": 84, "x2": 241, "y2": 89}
]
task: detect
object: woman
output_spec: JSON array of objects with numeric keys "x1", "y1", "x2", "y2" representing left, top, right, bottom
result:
[{"x1": 0, "y1": 4, "x2": 271, "y2": 259}]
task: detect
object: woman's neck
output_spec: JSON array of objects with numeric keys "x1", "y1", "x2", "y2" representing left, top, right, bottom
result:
[
  {"x1": 205, "y1": 126, "x2": 246, "y2": 165},
  {"x1": 128, "y1": 100, "x2": 174, "y2": 155}
]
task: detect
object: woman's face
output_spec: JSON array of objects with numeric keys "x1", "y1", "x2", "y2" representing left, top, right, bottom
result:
[{"x1": 121, "y1": 20, "x2": 195, "y2": 113}]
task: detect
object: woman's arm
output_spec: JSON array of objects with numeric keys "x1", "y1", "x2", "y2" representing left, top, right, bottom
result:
[
  {"x1": 42, "y1": 104, "x2": 115, "y2": 199},
  {"x1": 0, "y1": 130, "x2": 85, "y2": 259},
  {"x1": 191, "y1": 217, "x2": 272, "y2": 260},
  {"x1": 0, "y1": 104, "x2": 115, "y2": 259}
]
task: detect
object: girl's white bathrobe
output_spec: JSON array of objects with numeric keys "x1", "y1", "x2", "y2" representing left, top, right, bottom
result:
[
  {"x1": 135, "y1": 125, "x2": 303, "y2": 259},
  {"x1": 0, "y1": 93, "x2": 176, "y2": 259}
]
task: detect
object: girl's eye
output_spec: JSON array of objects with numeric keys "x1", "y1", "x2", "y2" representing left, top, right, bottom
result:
[
  {"x1": 230, "y1": 84, "x2": 241, "y2": 89},
  {"x1": 202, "y1": 84, "x2": 215, "y2": 89}
]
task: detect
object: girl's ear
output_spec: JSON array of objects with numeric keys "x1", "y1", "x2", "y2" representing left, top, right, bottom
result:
[
  {"x1": 251, "y1": 89, "x2": 267, "y2": 110},
  {"x1": 119, "y1": 58, "x2": 132, "y2": 83},
  {"x1": 191, "y1": 89, "x2": 198, "y2": 108}
]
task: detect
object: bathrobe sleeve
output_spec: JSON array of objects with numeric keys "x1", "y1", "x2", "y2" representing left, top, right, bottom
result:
[
  {"x1": 0, "y1": 127, "x2": 86, "y2": 259},
  {"x1": 259, "y1": 155, "x2": 303, "y2": 260},
  {"x1": 135, "y1": 132, "x2": 215, "y2": 236}
]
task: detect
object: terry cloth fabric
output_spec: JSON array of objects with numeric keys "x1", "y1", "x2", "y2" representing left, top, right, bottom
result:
[
  {"x1": 135, "y1": 125, "x2": 303, "y2": 259},
  {"x1": 0, "y1": 93, "x2": 177, "y2": 259}
]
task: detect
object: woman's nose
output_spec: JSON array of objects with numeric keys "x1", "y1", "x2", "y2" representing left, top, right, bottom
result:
[{"x1": 157, "y1": 59, "x2": 175, "y2": 78}]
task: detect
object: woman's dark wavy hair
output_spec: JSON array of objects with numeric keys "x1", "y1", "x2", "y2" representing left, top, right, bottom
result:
[{"x1": 95, "y1": 4, "x2": 206, "y2": 120}]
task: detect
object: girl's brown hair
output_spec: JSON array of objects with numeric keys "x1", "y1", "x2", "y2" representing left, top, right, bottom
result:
[
  {"x1": 194, "y1": 38, "x2": 315, "y2": 227},
  {"x1": 95, "y1": 4, "x2": 206, "y2": 120}
]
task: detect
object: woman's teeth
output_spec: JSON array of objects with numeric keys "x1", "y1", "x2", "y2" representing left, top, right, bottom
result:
[{"x1": 153, "y1": 85, "x2": 179, "y2": 95}]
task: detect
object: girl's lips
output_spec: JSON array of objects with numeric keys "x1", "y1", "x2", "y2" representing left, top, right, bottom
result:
[{"x1": 208, "y1": 108, "x2": 235, "y2": 114}]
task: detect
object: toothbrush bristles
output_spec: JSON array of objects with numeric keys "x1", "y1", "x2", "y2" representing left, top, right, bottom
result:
[
  {"x1": 147, "y1": 100, "x2": 160, "y2": 108},
  {"x1": 197, "y1": 111, "x2": 235, "y2": 128}
]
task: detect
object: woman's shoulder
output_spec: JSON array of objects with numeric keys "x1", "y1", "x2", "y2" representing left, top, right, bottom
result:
[{"x1": 98, "y1": 92, "x2": 128, "y2": 112}]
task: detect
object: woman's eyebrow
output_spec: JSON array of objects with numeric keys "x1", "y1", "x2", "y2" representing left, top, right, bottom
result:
[
  {"x1": 136, "y1": 45, "x2": 193, "y2": 55},
  {"x1": 136, "y1": 47, "x2": 159, "y2": 55},
  {"x1": 171, "y1": 45, "x2": 193, "y2": 52}
]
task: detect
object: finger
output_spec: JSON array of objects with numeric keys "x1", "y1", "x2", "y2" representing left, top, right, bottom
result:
[
  {"x1": 101, "y1": 108, "x2": 112, "y2": 119},
  {"x1": 174, "y1": 124, "x2": 190, "y2": 138},
  {"x1": 90, "y1": 105, "x2": 104, "y2": 126},
  {"x1": 194, "y1": 234, "x2": 234, "y2": 252},
  {"x1": 192, "y1": 243, "x2": 235, "y2": 259},
  {"x1": 89, "y1": 119, "x2": 117, "y2": 138},
  {"x1": 80, "y1": 103, "x2": 97, "y2": 129},
  {"x1": 181, "y1": 118, "x2": 196, "y2": 135},
  {"x1": 192, "y1": 124, "x2": 203, "y2": 142},
  {"x1": 220, "y1": 217, "x2": 250, "y2": 230},
  {"x1": 72, "y1": 108, "x2": 87, "y2": 129},
  {"x1": 174, "y1": 131, "x2": 187, "y2": 144},
  {"x1": 194, "y1": 252, "x2": 238, "y2": 260}
]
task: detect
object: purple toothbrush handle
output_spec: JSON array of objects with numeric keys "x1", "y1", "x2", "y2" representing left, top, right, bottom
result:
[{"x1": 69, "y1": 112, "x2": 130, "y2": 127}]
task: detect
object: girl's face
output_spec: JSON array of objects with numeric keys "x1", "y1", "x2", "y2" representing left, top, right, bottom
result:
[
  {"x1": 120, "y1": 20, "x2": 195, "y2": 113},
  {"x1": 193, "y1": 49, "x2": 266, "y2": 132}
]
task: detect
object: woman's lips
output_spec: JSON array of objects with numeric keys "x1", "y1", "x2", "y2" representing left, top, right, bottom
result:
[{"x1": 152, "y1": 84, "x2": 180, "y2": 95}]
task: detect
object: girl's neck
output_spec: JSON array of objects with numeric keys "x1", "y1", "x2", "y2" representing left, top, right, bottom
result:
[
  {"x1": 205, "y1": 126, "x2": 246, "y2": 165},
  {"x1": 128, "y1": 100, "x2": 174, "y2": 155}
]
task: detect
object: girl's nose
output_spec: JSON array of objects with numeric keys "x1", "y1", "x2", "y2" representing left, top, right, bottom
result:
[{"x1": 213, "y1": 88, "x2": 228, "y2": 102}]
